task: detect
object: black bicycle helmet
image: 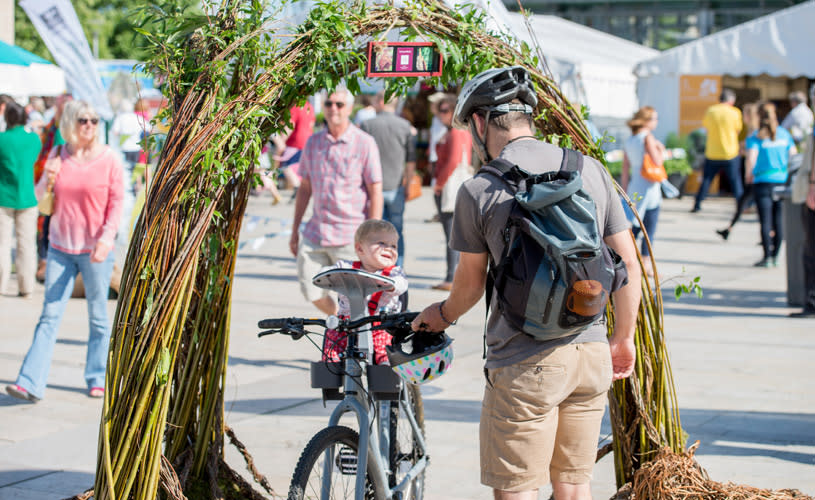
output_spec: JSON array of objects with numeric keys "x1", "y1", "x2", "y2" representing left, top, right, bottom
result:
[
  {"x1": 453, "y1": 65, "x2": 538, "y2": 128},
  {"x1": 386, "y1": 330, "x2": 454, "y2": 385}
]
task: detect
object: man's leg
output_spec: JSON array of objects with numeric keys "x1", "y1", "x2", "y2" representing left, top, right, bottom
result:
[
  {"x1": 15, "y1": 207, "x2": 39, "y2": 296},
  {"x1": 296, "y1": 237, "x2": 336, "y2": 315},
  {"x1": 693, "y1": 158, "x2": 720, "y2": 211},
  {"x1": 550, "y1": 343, "x2": 613, "y2": 500},
  {"x1": 724, "y1": 156, "x2": 744, "y2": 206},
  {"x1": 493, "y1": 489, "x2": 537, "y2": 500},
  {"x1": 312, "y1": 296, "x2": 336, "y2": 315},
  {"x1": 551, "y1": 482, "x2": 592, "y2": 500},
  {"x1": 0, "y1": 207, "x2": 13, "y2": 294},
  {"x1": 480, "y1": 348, "x2": 572, "y2": 496}
]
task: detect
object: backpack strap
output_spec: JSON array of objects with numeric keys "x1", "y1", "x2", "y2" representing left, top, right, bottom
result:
[
  {"x1": 478, "y1": 158, "x2": 521, "y2": 192},
  {"x1": 479, "y1": 158, "x2": 523, "y2": 359},
  {"x1": 559, "y1": 148, "x2": 584, "y2": 174}
]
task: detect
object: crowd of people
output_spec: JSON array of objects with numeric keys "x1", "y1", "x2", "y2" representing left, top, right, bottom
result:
[{"x1": 2, "y1": 65, "x2": 814, "y2": 500}]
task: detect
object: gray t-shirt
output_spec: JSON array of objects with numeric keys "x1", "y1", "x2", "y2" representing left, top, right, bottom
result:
[
  {"x1": 450, "y1": 138, "x2": 630, "y2": 368},
  {"x1": 359, "y1": 112, "x2": 416, "y2": 192}
]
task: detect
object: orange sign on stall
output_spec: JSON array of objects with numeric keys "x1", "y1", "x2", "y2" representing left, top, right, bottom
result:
[{"x1": 679, "y1": 75, "x2": 722, "y2": 136}]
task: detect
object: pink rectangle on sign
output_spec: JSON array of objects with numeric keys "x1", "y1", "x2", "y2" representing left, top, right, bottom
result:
[{"x1": 395, "y1": 47, "x2": 414, "y2": 72}]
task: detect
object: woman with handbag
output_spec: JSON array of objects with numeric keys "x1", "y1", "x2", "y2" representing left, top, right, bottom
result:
[
  {"x1": 431, "y1": 95, "x2": 472, "y2": 291},
  {"x1": 0, "y1": 101, "x2": 42, "y2": 298},
  {"x1": 745, "y1": 102, "x2": 797, "y2": 268},
  {"x1": 6, "y1": 100, "x2": 124, "y2": 402},
  {"x1": 622, "y1": 106, "x2": 666, "y2": 277}
]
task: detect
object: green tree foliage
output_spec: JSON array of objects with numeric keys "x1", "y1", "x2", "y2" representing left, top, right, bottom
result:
[{"x1": 13, "y1": 0, "x2": 198, "y2": 62}]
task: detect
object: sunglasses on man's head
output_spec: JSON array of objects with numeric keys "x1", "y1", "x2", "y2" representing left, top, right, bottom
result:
[
  {"x1": 324, "y1": 101, "x2": 346, "y2": 109},
  {"x1": 77, "y1": 117, "x2": 99, "y2": 125},
  {"x1": 438, "y1": 107, "x2": 451, "y2": 114}
]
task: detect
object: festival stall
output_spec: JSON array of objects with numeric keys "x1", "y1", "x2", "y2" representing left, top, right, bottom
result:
[
  {"x1": 634, "y1": 0, "x2": 815, "y2": 142},
  {"x1": 0, "y1": 39, "x2": 66, "y2": 98},
  {"x1": 504, "y1": 12, "x2": 659, "y2": 145}
]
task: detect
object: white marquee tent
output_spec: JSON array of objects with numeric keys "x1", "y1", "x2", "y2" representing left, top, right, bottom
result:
[
  {"x1": 634, "y1": 0, "x2": 815, "y2": 140},
  {"x1": 0, "y1": 40, "x2": 67, "y2": 98},
  {"x1": 504, "y1": 13, "x2": 659, "y2": 138}
]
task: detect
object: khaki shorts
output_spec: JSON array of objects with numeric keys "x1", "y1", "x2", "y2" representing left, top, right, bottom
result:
[
  {"x1": 480, "y1": 342, "x2": 612, "y2": 491},
  {"x1": 296, "y1": 236, "x2": 356, "y2": 302}
]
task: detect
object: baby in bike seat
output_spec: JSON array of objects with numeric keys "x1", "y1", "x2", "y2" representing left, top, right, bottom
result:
[{"x1": 322, "y1": 220, "x2": 408, "y2": 365}]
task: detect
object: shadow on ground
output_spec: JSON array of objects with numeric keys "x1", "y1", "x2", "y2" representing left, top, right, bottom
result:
[
  {"x1": 660, "y1": 287, "x2": 790, "y2": 318},
  {"x1": 0, "y1": 469, "x2": 93, "y2": 493}
]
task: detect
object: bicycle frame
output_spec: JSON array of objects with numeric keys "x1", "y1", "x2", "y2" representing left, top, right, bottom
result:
[
  {"x1": 310, "y1": 268, "x2": 428, "y2": 500},
  {"x1": 323, "y1": 353, "x2": 428, "y2": 500}
]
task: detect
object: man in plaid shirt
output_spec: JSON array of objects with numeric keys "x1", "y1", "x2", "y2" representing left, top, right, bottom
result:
[{"x1": 289, "y1": 87, "x2": 384, "y2": 315}]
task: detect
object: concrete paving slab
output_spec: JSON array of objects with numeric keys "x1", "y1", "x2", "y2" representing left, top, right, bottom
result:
[{"x1": 1, "y1": 190, "x2": 814, "y2": 499}]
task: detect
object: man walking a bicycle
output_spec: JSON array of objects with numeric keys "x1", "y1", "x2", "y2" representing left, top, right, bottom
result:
[{"x1": 412, "y1": 67, "x2": 641, "y2": 500}]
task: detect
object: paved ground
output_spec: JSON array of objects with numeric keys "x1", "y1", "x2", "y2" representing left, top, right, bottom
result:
[{"x1": 1, "y1": 188, "x2": 813, "y2": 499}]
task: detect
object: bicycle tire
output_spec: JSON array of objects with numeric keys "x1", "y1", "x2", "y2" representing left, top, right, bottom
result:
[
  {"x1": 289, "y1": 425, "x2": 385, "y2": 500},
  {"x1": 389, "y1": 384, "x2": 425, "y2": 500}
]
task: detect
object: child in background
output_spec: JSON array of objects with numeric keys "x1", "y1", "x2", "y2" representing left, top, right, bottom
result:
[{"x1": 322, "y1": 219, "x2": 407, "y2": 365}]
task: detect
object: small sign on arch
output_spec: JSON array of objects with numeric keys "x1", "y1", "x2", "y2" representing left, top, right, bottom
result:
[{"x1": 366, "y1": 41, "x2": 443, "y2": 78}]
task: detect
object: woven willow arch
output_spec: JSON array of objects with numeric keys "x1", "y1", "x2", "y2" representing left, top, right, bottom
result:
[{"x1": 92, "y1": 2, "x2": 680, "y2": 499}]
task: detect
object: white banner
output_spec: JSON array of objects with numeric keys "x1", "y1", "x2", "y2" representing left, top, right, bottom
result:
[{"x1": 20, "y1": 0, "x2": 113, "y2": 119}]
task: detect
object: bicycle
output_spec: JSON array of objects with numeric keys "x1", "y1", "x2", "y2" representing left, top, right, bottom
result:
[{"x1": 259, "y1": 267, "x2": 450, "y2": 500}]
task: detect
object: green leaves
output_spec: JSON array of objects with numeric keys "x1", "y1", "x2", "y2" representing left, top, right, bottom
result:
[{"x1": 674, "y1": 275, "x2": 703, "y2": 300}]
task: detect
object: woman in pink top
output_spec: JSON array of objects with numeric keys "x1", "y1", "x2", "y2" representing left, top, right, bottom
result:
[{"x1": 6, "y1": 100, "x2": 124, "y2": 402}]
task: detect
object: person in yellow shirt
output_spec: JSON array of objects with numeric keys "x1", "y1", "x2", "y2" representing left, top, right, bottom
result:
[{"x1": 692, "y1": 89, "x2": 743, "y2": 213}]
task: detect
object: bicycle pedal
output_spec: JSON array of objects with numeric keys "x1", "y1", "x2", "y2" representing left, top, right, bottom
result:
[{"x1": 336, "y1": 446, "x2": 358, "y2": 475}]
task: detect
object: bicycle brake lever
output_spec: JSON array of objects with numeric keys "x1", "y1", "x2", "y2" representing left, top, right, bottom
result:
[
  {"x1": 258, "y1": 329, "x2": 278, "y2": 337},
  {"x1": 289, "y1": 327, "x2": 306, "y2": 340}
]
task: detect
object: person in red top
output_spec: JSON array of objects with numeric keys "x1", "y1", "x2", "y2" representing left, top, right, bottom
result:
[
  {"x1": 432, "y1": 94, "x2": 472, "y2": 290},
  {"x1": 273, "y1": 102, "x2": 315, "y2": 198},
  {"x1": 34, "y1": 94, "x2": 72, "y2": 282}
]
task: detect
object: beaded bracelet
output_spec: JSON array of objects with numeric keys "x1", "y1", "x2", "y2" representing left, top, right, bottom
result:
[{"x1": 438, "y1": 300, "x2": 457, "y2": 326}]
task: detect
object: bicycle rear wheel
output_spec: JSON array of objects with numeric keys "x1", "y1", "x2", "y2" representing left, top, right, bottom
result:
[
  {"x1": 289, "y1": 425, "x2": 384, "y2": 500},
  {"x1": 389, "y1": 384, "x2": 425, "y2": 500}
]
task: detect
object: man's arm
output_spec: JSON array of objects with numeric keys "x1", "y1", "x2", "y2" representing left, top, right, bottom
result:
[
  {"x1": 411, "y1": 251, "x2": 488, "y2": 332},
  {"x1": 604, "y1": 230, "x2": 641, "y2": 380},
  {"x1": 366, "y1": 181, "x2": 384, "y2": 220},
  {"x1": 289, "y1": 178, "x2": 312, "y2": 256}
]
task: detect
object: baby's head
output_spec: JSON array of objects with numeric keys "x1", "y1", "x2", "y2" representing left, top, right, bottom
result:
[{"x1": 354, "y1": 219, "x2": 399, "y2": 272}]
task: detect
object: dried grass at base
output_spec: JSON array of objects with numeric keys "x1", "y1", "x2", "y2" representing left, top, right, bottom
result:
[{"x1": 610, "y1": 443, "x2": 814, "y2": 500}]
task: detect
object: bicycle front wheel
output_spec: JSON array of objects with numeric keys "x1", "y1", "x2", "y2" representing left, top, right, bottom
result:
[
  {"x1": 289, "y1": 425, "x2": 384, "y2": 500},
  {"x1": 389, "y1": 384, "x2": 425, "y2": 500}
]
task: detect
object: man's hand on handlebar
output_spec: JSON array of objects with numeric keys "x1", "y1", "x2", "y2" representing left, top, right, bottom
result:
[{"x1": 411, "y1": 301, "x2": 449, "y2": 333}]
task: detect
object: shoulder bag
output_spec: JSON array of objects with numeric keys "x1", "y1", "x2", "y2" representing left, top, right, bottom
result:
[
  {"x1": 406, "y1": 174, "x2": 422, "y2": 202},
  {"x1": 440, "y1": 149, "x2": 472, "y2": 213},
  {"x1": 37, "y1": 145, "x2": 62, "y2": 216},
  {"x1": 640, "y1": 134, "x2": 667, "y2": 183}
]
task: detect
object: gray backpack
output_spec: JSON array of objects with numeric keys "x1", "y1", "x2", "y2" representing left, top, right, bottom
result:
[{"x1": 481, "y1": 148, "x2": 628, "y2": 342}]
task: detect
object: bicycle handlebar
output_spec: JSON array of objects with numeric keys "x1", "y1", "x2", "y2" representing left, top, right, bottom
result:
[
  {"x1": 258, "y1": 317, "x2": 326, "y2": 330},
  {"x1": 257, "y1": 311, "x2": 420, "y2": 340}
]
